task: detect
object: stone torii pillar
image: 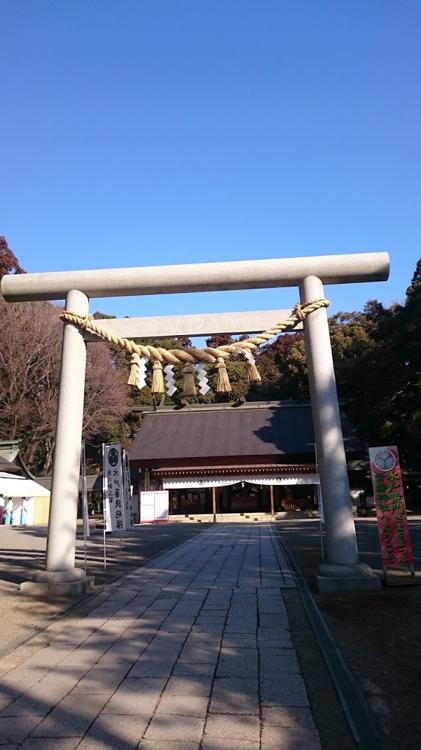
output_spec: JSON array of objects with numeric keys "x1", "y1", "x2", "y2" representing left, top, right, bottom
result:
[
  {"x1": 300, "y1": 275, "x2": 378, "y2": 591},
  {"x1": 1, "y1": 252, "x2": 389, "y2": 595}
]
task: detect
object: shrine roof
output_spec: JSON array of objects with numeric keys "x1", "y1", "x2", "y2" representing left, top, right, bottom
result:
[{"x1": 129, "y1": 402, "x2": 362, "y2": 463}]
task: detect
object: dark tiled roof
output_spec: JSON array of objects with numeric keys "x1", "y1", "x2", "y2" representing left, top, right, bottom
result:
[
  {"x1": 37, "y1": 475, "x2": 103, "y2": 492},
  {"x1": 0, "y1": 457, "x2": 21, "y2": 474},
  {"x1": 129, "y1": 403, "x2": 361, "y2": 462}
]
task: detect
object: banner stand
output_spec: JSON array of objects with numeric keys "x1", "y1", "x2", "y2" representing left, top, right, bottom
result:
[
  {"x1": 102, "y1": 442, "x2": 134, "y2": 569},
  {"x1": 122, "y1": 449, "x2": 135, "y2": 528},
  {"x1": 103, "y1": 526, "x2": 107, "y2": 570},
  {"x1": 369, "y1": 445, "x2": 415, "y2": 580},
  {"x1": 81, "y1": 440, "x2": 90, "y2": 574},
  {"x1": 103, "y1": 442, "x2": 131, "y2": 569},
  {"x1": 384, "y1": 562, "x2": 415, "y2": 584},
  {"x1": 102, "y1": 443, "x2": 107, "y2": 570},
  {"x1": 140, "y1": 491, "x2": 169, "y2": 524},
  {"x1": 317, "y1": 483, "x2": 325, "y2": 560},
  {"x1": 314, "y1": 445, "x2": 324, "y2": 560}
]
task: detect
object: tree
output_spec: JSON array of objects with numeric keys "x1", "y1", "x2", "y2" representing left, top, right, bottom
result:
[
  {"x1": 0, "y1": 294, "x2": 130, "y2": 473},
  {"x1": 177, "y1": 336, "x2": 192, "y2": 348},
  {"x1": 328, "y1": 310, "x2": 379, "y2": 400},
  {"x1": 247, "y1": 332, "x2": 308, "y2": 401},
  {"x1": 410, "y1": 259, "x2": 421, "y2": 289},
  {"x1": 205, "y1": 334, "x2": 234, "y2": 348},
  {"x1": 0, "y1": 297, "x2": 62, "y2": 465},
  {"x1": 375, "y1": 260, "x2": 421, "y2": 463},
  {"x1": 0, "y1": 236, "x2": 24, "y2": 278}
]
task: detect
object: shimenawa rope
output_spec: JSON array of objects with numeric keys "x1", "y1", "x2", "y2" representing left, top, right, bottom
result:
[{"x1": 60, "y1": 298, "x2": 329, "y2": 397}]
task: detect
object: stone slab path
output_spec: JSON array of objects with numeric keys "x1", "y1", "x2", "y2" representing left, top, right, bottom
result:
[{"x1": 0, "y1": 523, "x2": 322, "y2": 749}]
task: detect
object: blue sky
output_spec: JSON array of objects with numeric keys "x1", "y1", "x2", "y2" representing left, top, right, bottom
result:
[{"x1": 1, "y1": 1, "x2": 420, "y2": 324}]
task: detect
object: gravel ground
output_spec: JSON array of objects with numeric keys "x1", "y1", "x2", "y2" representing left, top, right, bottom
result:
[{"x1": 278, "y1": 517, "x2": 421, "y2": 750}]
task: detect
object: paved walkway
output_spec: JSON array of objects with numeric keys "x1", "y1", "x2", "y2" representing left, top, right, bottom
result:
[
  {"x1": 0, "y1": 523, "x2": 321, "y2": 749},
  {"x1": 0, "y1": 523, "x2": 211, "y2": 653}
]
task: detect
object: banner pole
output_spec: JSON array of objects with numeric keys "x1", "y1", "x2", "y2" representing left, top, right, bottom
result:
[
  {"x1": 81, "y1": 440, "x2": 89, "y2": 574},
  {"x1": 123, "y1": 450, "x2": 134, "y2": 528},
  {"x1": 102, "y1": 443, "x2": 107, "y2": 571},
  {"x1": 318, "y1": 484, "x2": 325, "y2": 560},
  {"x1": 369, "y1": 445, "x2": 414, "y2": 579},
  {"x1": 314, "y1": 444, "x2": 325, "y2": 560}
]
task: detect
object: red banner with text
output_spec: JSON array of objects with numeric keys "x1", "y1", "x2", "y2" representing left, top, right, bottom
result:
[{"x1": 369, "y1": 446, "x2": 413, "y2": 570}]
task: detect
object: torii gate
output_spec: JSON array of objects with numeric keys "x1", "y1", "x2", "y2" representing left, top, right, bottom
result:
[{"x1": 1, "y1": 252, "x2": 389, "y2": 595}]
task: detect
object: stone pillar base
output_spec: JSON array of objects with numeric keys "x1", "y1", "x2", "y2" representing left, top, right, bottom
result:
[
  {"x1": 20, "y1": 569, "x2": 95, "y2": 598},
  {"x1": 316, "y1": 562, "x2": 382, "y2": 594}
]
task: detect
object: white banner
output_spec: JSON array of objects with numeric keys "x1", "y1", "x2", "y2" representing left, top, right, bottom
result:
[
  {"x1": 154, "y1": 491, "x2": 169, "y2": 522},
  {"x1": 317, "y1": 484, "x2": 325, "y2": 523},
  {"x1": 140, "y1": 491, "x2": 155, "y2": 523},
  {"x1": 81, "y1": 441, "x2": 90, "y2": 538},
  {"x1": 122, "y1": 449, "x2": 134, "y2": 528},
  {"x1": 140, "y1": 491, "x2": 169, "y2": 523},
  {"x1": 103, "y1": 443, "x2": 125, "y2": 532}
]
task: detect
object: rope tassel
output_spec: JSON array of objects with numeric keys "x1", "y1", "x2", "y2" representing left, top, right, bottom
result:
[
  {"x1": 151, "y1": 360, "x2": 165, "y2": 395},
  {"x1": 242, "y1": 349, "x2": 261, "y2": 384},
  {"x1": 216, "y1": 357, "x2": 232, "y2": 393},
  {"x1": 246, "y1": 360, "x2": 262, "y2": 383},
  {"x1": 127, "y1": 353, "x2": 140, "y2": 386},
  {"x1": 182, "y1": 364, "x2": 197, "y2": 397}
]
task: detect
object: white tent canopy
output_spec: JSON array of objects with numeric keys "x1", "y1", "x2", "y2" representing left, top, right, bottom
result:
[{"x1": 0, "y1": 472, "x2": 51, "y2": 498}]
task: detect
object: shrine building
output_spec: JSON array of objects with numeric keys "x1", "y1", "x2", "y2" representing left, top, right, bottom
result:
[{"x1": 129, "y1": 401, "x2": 363, "y2": 520}]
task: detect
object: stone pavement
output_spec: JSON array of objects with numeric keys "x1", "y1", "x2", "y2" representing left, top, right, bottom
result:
[{"x1": 0, "y1": 523, "x2": 322, "y2": 749}]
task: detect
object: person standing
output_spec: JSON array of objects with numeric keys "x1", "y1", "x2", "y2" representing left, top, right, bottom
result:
[
  {"x1": 20, "y1": 497, "x2": 29, "y2": 525},
  {"x1": 5, "y1": 498, "x2": 14, "y2": 525}
]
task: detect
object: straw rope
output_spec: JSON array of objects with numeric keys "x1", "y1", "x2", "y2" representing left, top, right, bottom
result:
[
  {"x1": 60, "y1": 298, "x2": 329, "y2": 365},
  {"x1": 60, "y1": 298, "x2": 329, "y2": 395}
]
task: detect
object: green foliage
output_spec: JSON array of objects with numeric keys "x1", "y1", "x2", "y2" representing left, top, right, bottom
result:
[{"x1": 248, "y1": 333, "x2": 309, "y2": 401}]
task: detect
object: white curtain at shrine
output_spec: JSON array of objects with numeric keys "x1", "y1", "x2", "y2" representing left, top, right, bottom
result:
[
  {"x1": 162, "y1": 474, "x2": 320, "y2": 490},
  {"x1": 249, "y1": 474, "x2": 320, "y2": 486},
  {"x1": 163, "y1": 477, "x2": 240, "y2": 490}
]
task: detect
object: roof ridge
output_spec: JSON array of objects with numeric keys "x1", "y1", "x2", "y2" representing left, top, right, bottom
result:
[{"x1": 141, "y1": 401, "x2": 310, "y2": 416}]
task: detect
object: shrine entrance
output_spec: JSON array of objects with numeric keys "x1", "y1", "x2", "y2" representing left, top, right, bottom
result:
[
  {"x1": 1, "y1": 251, "x2": 389, "y2": 594},
  {"x1": 163, "y1": 479, "x2": 318, "y2": 518},
  {"x1": 229, "y1": 485, "x2": 261, "y2": 513}
]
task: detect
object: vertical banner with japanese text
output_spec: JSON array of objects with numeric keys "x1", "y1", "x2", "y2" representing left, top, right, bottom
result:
[
  {"x1": 122, "y1": 448, "x2": 134, "y2": 528},
  {"x1": 369, "y1": 446, "x2": 414, "y2": 571},
  {"x1": 81, "y1": 440, "x2": 90, "y2": 538},
  {"x1": 103, "y1": 443, "x2": 125, "y2": 532}
]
